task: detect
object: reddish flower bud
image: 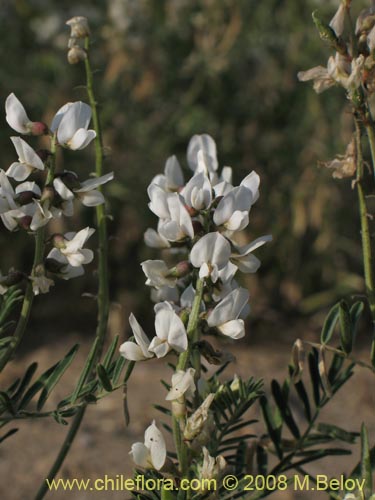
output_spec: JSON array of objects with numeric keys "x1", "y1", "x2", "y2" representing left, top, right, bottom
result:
[
  {"x1": 175, "y1": 260, "x2": 192, "y2": 277},
  {"x1": 30, "y1": 121, "x2": 49, "y2": 136},
  {"x1": 52, "y1": 234, "x2": 66, "y2": 249}
]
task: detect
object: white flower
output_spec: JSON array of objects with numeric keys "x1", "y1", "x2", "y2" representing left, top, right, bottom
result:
[
  {"x1": 198, "y1": 447, "x2": 226, "y2": 483},
  {"x1": 158, "y1": 193, "x2": 194, "y2": 242},
  {"x1": 30, "y1": 266, "x2": 54, "y2": 295},
  {"x1": 184, "y1": 393, "x2": 215, "y2": 440},
  {"x1": 47, "y1": 227, "x2": 95, "y2": 279},
  {"x1": 207, "y1": 287, "x2": 249, "y2": 339},
  {"x1": 55, "y1": 227, "x2": 95, "y2": 266},
  {"x1": 298, "y1": 65, "x2": 336, "y2": 94},
  {"x1": 213, "y1": 186, "x2": 254, "y2": 232},
  {"x1": 148, "y1": 308, "x2": 188, "y2": 357},
  {"x1": 329, "y1": 2, "x2": 346, "y2": 37},
  {"x1": 181, "y1": 172, "x2": 212, "y2": 210},
  {"x1": 53, "y1": 172, "x2": 114, "y2": 208},
  {"x1": 230, "y1": 234, "x2": 272, "y2": 273},
  {"x1": 5, "y1": 93, "x2": 47, "y2": 136},
  {"x1": 150, "y1": 155, "x2": 184, "y2": 192},
  {"x1": 190, "y1": 232, "x2": 231, "y2": 282},
  {"x1": 130, "y1": 421, "x2": 166, "y2": 471},
  {"x1": 50, "y1": 101, "x2": 96, "y2": 150},
  {"x1": 141, "y1": 260, "x2": 177, "y2": 289},
  {"x1": 187, "y1": 134, "x2": 218, "y2": 176},
  {"x1": 166, "y1": 368, "x2": 196, "y2": 400},
  {"x1": 6, "y1": 137, "x2": 44, "y2": 181},
  {"x1": 119, "y1": 313, "x2": 154, "y2": 361}
]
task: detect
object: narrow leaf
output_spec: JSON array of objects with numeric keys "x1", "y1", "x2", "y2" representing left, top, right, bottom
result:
[
  {"x1": 339, "y1": 300, "x2": 353, "y2": 354},
  {"x1": 321, "y1": 303, "x2": 340, "y2": 345},
  {"x1": 37, "y1": 344, "x2": 79, "y2": 411},
  {"x1": 97, "y1": 364, "x2": 113, "y2": 392}
]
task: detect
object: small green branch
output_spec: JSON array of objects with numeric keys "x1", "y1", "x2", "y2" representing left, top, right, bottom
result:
[{"x1": 354, "y1": 117, "x2": 375, "y2": 365}]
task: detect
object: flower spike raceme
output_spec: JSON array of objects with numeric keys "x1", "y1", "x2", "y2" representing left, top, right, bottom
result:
[
  {"x1": 120, "y1": 134, "x2": 271, "y2": 480},
  {"x1": 0, "y1": 89, "x2": 113, "y2": 375}
]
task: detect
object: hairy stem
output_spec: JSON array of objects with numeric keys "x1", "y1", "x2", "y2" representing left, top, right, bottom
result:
[{"x1": 0, "y1": 136, "x2": 57, "y2": 372}]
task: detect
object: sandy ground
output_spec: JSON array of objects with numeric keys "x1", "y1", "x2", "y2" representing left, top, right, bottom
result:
[{"x1": 0, "y1": 326, "x2": 374, "y2": 500}]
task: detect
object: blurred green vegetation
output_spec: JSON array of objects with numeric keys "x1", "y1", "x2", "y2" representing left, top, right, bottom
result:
[{"x1": 0, "y1": 0, "x2": 371, "y2": 340}]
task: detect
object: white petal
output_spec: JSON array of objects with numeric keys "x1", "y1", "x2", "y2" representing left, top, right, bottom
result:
[
  {"x1": 6, "y1": 163, "x2": 32, "y2": 181},
  {"x1": 119, "y1": 342, "x2": 148, "y2": 361},
  {"x1": 53, "y1": 178, "x2": 74, "y2": 200},
  {"x1": 148, "y1": 337, "x2": 170, "y2": 358},
  {"x1": 144, "y1": 422, "x2": 166, "y2": 470},
  {"x1": 187, "y1": 134, "x2": 218, "y2": 173},
  {"x1": 218, "y1": 319, "x2": 245, "y2": 339},
  {"x1": 129, "y1": 313, "x2": 153, "y2": 358},
  {"x1": 190, "y1": 232, "x2": 231, "y2": 271},
  {"x1": 144, "y1": 228, "x2": 171, "y2": 249},
  {"x1": 50, "y1": 102, "x2": 72, "y2": 132},
  {"x1": 6, "y1": 93, "x2": 30, "y2": 134},
  {"x1": 130, "y1": 442, "x2": 150, "y2": 468},
  {"x1": 68, "y1": 129, "x2": 96, "y2": 150},
  {"x1": 76, "y1": 172, "x2": 114, "y2": 191},
  {"x1": 57, "y1": 101, "x2": 92, "y2": 145},
  {"x1": 79, "y1": 190, "x2": 105, "y2": 206},
  {"x1": 11, "y1": 137, "x2": 44, "y2": 170},
  {"x1": 165, "y1": 155, "x2": 184, "y2": 190},
  {"x1": 207, "y1": 287, "x2": 249, "y2": 327}
]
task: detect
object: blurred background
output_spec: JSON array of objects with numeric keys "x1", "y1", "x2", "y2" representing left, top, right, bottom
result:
[
  {"x1": 0, "y1": 0, "x2": 372, "y2": 342},
  {"x1": 2, "y1": 1, "x2": 375, "y2": 498},
  {"x1": 1, "y1": 0, "x2": 371, "y2": 345}
]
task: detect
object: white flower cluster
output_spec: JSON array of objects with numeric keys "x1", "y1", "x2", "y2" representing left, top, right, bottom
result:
[
  {"x1": 0, "y1": 94, "x2": 113, "y2": 294},
  {"x1": 120, "y1": 134, "x2": 271, "y2": 472},
  {"x1": 298, "y1": 3, "x2": 375, "y2": 96}
]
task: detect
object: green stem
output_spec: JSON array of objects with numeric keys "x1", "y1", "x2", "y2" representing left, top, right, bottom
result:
[
  {"x1": 34, "y1": 39, "x2": 112, "y2": 500},
  {"x1": 0, "y1": 137, "x2": 57, "y2": 372},
  {"x1": 177, "y1": 277, "x2": 204, "y2": 371},
  {"x1": 172, "y1": 277, "x2": 204, "y2": 477},
  {"x1": 34, "y1": 406, "x2": 86, "y2": 500},
  {"x1": 84, "y1": 36, "x2": 110, "y2": 357},
  {"x1": 355, "y1": 118, "x2": 375, "y2": 366}
]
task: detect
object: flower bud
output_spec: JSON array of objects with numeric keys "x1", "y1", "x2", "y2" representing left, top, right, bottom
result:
[
  {"x1": 176, "y1": 261, "x2": 192, "y2": 277},
  {"x1": 66, "y1": 16, "x2": 90, "y2": 38},
  {"x1": 67, "y1": 46, "x2": 87, "y2": 65},
  {"x1": 184, "y1": 394, "x2": 215, "y2": 441},
  {"x1": 29, "y1": 121, "x2": 49, "y2": 136},
  {"x1": 52, "y1": 234, "x2": 66, "y2": 249},
  {"x1": 171, "y1": 399, "x2": 186, "y2": 419}
]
